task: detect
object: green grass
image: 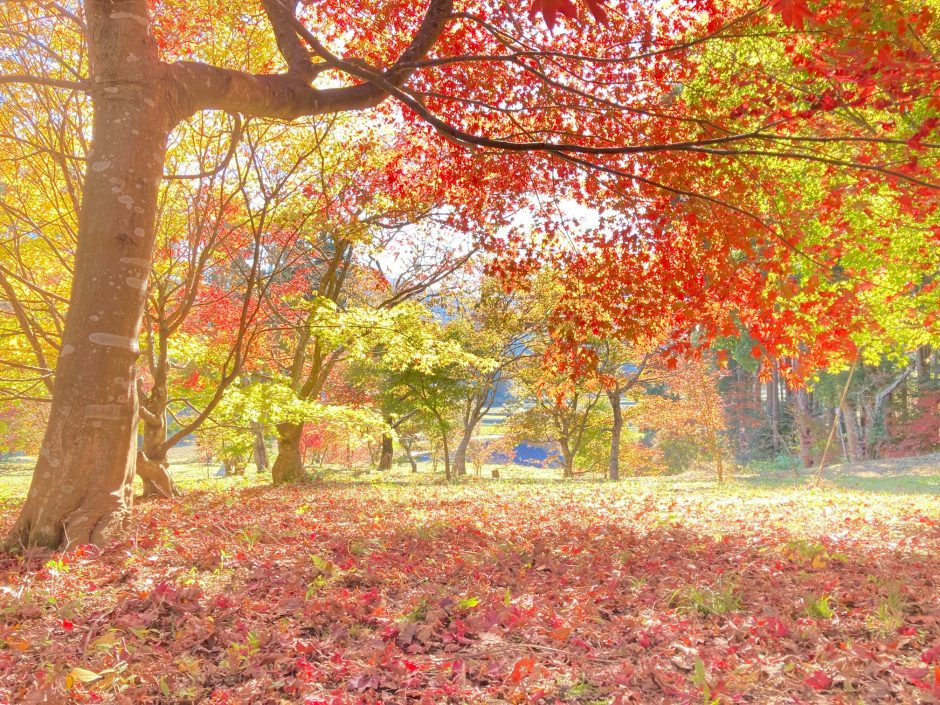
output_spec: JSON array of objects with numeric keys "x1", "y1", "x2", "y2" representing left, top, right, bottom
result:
[{"x1": 3, "y1": 453, "x2": 939, "y2": 538}]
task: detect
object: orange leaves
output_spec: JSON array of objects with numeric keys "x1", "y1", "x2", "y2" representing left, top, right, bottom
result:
[{"x1": 507, "y1": 654, "x2": 537, "y2": 682}]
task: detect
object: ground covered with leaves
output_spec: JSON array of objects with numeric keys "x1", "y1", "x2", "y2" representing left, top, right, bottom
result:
[{"x1": 1, "y1": 472, "x2": 939, "y2": 704}]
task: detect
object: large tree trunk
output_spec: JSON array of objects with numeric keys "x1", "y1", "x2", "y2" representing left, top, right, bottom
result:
[
  {"x1": 271, "y1": 422, "x2": 305, "y2": 484},
  {"x1": 608, "y1": 389, "x2": 622, "y2": 481},
  {"x1": 4, "y1": 1, "x2": 175, "y2": 550}
]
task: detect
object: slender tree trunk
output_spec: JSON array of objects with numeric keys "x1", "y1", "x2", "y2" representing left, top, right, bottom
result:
[
  {"x1": 138, "y1": 413, "x2": 177, "y2": 498},
  {"x1": 252, "y1": 421, "x2": 269, "y2": 472},
  {"x1": 136, "y1": 377, "x2": 178, "y2": 497},
  {"x1": 863, "y1": 365, "x2": 913, "y2": 458},
  {"x1": 608, "y1": 389, "x2": 622, "y2": 481},
  {"x1": 768, "y1": 366, "x2": 781, "y2": 455},
  {"x1": 841, "y1": 399, "x2": 863, "y2": 462},
  {"x1": 271, "y1": 422, "x2": 305, "y2": 484},
  {"x1": 4, "y1": 2, "x2": 178, "y2": 550},
  {"x1": 560, "y1": 441, "x2": 574, "y2": 479},
  {"x1": 378, "y1": 423, "x2": 394, "y2": 471},
  {"x1": 794, "y1": 389, "x2": 814, "y2": 468},
  {"x1": 916, "y1": 345, "x2": 932, "y2": 386},
  {"x1": 441, "y1": 429, "x2": 451, "y2": 480},
  {"x1": 405, "y1": 444, "x2": 418, "y2": 473},
  {"x1": 451, "y1": 425, "x2": 473, "y2": 477}
]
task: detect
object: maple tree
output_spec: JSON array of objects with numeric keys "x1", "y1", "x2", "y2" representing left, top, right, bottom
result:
[
  {"x1": 0, "y1": 0, "x2": 936, "y2": 551},
  {"x1": 433, "y1": 275, "x2": 535, "y2": 477}
]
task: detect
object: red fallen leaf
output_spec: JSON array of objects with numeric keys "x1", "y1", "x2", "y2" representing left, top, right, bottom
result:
[
  {"x1": 770, "y1": 0, "x2": 813, "y2": 30},
  {"x1": 899, "y1": 666, "x2": 929, "y2": 680},
  {"x1": 766, "y1": 616, "x2": 791, "y2": 638},
  {"x1": 804, "y1": 670, "x2": 833, "y2": 691},
  {"x1": 921, "y1": 645, "x2": 940, "y2": 664},
  {"x1": 59, "y1": 619, "x2": 74, "y2": 631},
  {"x1": 508, "y1": 655, "x2": 536, "y2": 683}
]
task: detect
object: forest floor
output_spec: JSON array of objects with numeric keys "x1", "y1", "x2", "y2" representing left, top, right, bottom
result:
[{"x1": 0, "y1": 461, "x2": 938, "y2": 704}]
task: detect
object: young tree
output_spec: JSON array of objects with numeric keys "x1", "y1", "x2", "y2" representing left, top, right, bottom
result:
[
  {"x1": 441, "y1": 277, "x2": 534, "y2": 476},
  {"x1": 594, "y1": 340, "x2": 660, "y2": 481},
  {"x1": 136, "y1": 116, "x2": 330, "y2": 494}
]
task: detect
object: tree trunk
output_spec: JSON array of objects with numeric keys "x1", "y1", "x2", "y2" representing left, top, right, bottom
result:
[
  {"x1": 4, "y1": 2, "x2": 176, "y2": 550},
  {"x1": 608, "y1": 389, "x2": 622, "y2": 481},
  {"x1": 451, "y1": 426, "x2": 473, "y2": 477},
  {"x1": 136, "y1": 380, "x2": 178, "y2": 498},
  {"x1": 136, "y1": 451, "x2": 176, "y2": 496},
  {"x1": 271, "y1": 422, "x2": 305, "y2": 484},
  {"x1": 252, "y1": 421, "x2": 269, "y2": 472},
  {"x1": 916, "y1": 345, "x2": 932, "y2": 386},
  {"x1": 400, "y1": 436, "x2": 419, "y2": 473},
  {"x1": 768, "y1": 366, "x2": 781, "y2": 455},
  {"x1": 378, "y1": 431, "x2": 394, "y2": 471},
  {"x1": 864, "y1": 364, "x2": 913, "y2": 458},
  {"x1": 138, "y1": 415, "x2": 177, "y2": 498},
  {"x1": 441, "y1": 428, "x2": 452, "y2": 481},
  {"x1": 560, "y1": 441, "x2": 574, "y2": 479},
  {"x1": 794, "y1": 389, "x2": 814, "y2": 468},
  {"x1": 841, "y1": 399, "x2": 864, "y2": 462}
]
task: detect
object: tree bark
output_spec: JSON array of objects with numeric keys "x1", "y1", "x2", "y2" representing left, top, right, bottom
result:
[
  {"x1": 767, "y1": 366, "x2": 781, "y2": 455},
  {"x1": 400, "y1": 437, "x2": 419, "y2": 473},
  {"x1": 271, "y1": 422, "x2": 305, "y2": 484},
  {"x1": 378, "y1": 431, "x2": 394, "y2": 471},
  {"x1": 794, "y1": 388, "x2": 814, "y2": 468},
  {"x1": 440, "y1": 428, "x2": 452, "y2": 481},
  {"x1": 138, "y1": 415, "x2": 177, "y2": 498},
  {"x1": 916, "y1": 345, "x2": 932, "y2": 386},
  {"x1": 252, "y1": 421, "x2": 269, "y2": 472},
  {"x1": 560, "y1": 441, "x2": 574, "y2": 479},
  {"x1": 137, "y1": 378, "x2": 178, "y2": 497},
  {"x1": 863, "y1": 364, "x2": 913, "y2": 458},
  {"x1": 451, "y1": 426, "x2": 473, "y2": 477},
  {"x1": 4, "y1": 0, "x2": 177, "y2": 550},
  {"x1": 841, "y1": 399, "x2": 864, "y2": 462},
  {"x1": 608, "y1": 389, "x2": 622, "y2": 481}
]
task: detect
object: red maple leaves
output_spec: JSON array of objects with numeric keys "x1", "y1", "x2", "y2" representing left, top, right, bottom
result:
[
  {"x1": 771, "y1": 0, "x2": 814, "y2": 29},
  {"x1": 530, "y1": 0, "x2": 608, "y2": 28}
]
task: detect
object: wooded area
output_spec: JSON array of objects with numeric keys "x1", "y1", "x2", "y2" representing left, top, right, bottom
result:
[{"x1": 0, "y1": 0, "x2": 938, "y2": 702}]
